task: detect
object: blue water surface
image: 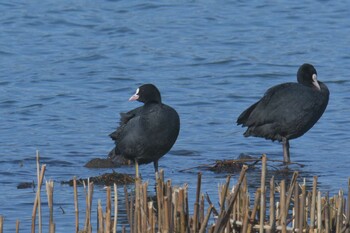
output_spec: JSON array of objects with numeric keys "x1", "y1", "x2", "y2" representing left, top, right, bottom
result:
[{"x1": 1, "y1": 1, "x2": 350, "y2": 232}]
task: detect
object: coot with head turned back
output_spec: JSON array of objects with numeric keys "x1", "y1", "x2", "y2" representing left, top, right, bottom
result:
[
  {"x1": 109, "y1": 84, "x2": 180, "y2": 178},
  {"x1": 237, "y1": 64, "x2": 329, "y2": 163}
]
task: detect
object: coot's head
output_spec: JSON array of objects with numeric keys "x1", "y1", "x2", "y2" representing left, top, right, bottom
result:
[
  {"x1": 297, "y1": 63, "x2": 321, "y2": 90},
  {"x1": 129, "y1": 84, "x2": 162, "y2": 104}
]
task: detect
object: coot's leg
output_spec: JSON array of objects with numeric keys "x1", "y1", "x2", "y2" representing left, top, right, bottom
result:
[
  {"x1": 282, "y1": 138, "x2": 291, "y2": 163},
  {"x1": 153, "y1": 160, "x2": 159, "y2": 173},
  {"x1": 135, "y1": 159, "x2": 139, "y2": 178}
]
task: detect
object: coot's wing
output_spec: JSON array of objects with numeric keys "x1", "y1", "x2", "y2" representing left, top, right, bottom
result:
[
  {"x1": 109, "y1": 106, "x2": 142, "y2": 141},
  {"x1": 236, "y1": 83, "x2": 292, "y2": 126},
  {"x1": 237, "y1": 101, "x2": 259, "y2": 126},
  {"x1": 242, "y1": 83, "x2": 326, "y2": 140},
  {"x1": 134, "y1": 104, "x2": 180, "y2": 164},
  {"x1": 109, "y1": 106, "x2": 145, "y2": 161}
]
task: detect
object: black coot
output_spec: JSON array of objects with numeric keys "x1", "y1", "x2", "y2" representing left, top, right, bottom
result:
[
  {"x1": 109, "y1": 84, "x2": 180, "y2": 177},
  {"x1": 237, "y1": 64, "x2": 329, "y2": 163}
]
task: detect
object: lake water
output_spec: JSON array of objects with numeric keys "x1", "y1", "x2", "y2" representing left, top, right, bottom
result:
[{"x1": 1, "y1": 1, "x2": 350, "y2": 232}]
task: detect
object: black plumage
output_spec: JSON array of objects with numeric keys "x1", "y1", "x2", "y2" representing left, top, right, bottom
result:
[
  {"x1": 237, "y1": 64, "x2": 329, "y2": 163},
  {"x1": 109, "y1": 84, "x2": 180, "y2": 177}
]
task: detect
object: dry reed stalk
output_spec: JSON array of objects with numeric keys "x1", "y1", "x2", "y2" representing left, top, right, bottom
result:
[
  {"x1": 237, "y1": 179, "x2": 241, "y2": 222},
  {"x1": 163, "y1": 196, "x2": 170, "y2": 233},
  {"x1": 294, "y1": 182, "x2": 299, "y2": 229},
  {"x1": 336, "y1": 190, "x2": 344, "y2": 233},
  {"x1": 123, "y1": 185, "x2": 130, "y2": 226},
  {"x1": 199, "y1": 194, "x2": 205, "y2": 226},
  {"x1": 98, "y1": 199, "x2": 104, "y2": 233},
  {"x1": 89, "y1": 181, "x2": 94, "y2": 233},
  {"x1": 83, "y1": 179, "x2": 94, "y2": 233},
  {"x1": 106, "y1": 186, "x2": 111, "y2": 233},
  {"x1": 140, "y1": 183, "x2": 148, "y2": 233},
  {"x1": 242, "y1": 175, "x2": 248, "y2": 230},
  {"x1": 16, "y1": 220, "x2": 19, "y2": 233},
  {"x1": 178, "y1": 188, "x2": 186, "y2": 233},
  {"x1": 31, "y1": 163, "x2": 46, "y2": 233},
  {"x1": 156, "y1": 175, "x2": 164, "y2": 232},
  {"x1": 46, "y1": 180, "x2": 54, "y2": 233},
  {"x1": 213, "y1": 165, "x2": 248, "y2": 233},
  {"x1": 269, "y1": 176, "x2": 275, "y2": 233},
  {"x1": 231, "y1": 187, "x2": 237, "y2": 233},
  {"x1": 333, "y1": 195, "x2": 338, "y2": 231},
  {"x1": 0, "y1": 215, "x2": 3, "y2": 233},
  {"x1": 73, "y1": 177, "x2": 79, "y2": 233},
  {"x1": 260, "y1": 154, "x2": 267, "y2": 233},
  {"x1": 220, "y1": 175, "x2": 231, "y2": 213},
  {"x1": 209, "y1": 225, "x2": 215, "y2": 233},
  {"x1": 166, "y1": 180, "x2": 173, "y2": 232},
  {"x1": 285, "y1": 171, "x2": 298, "y2": 219},
  {"x1": 83, "y1": 180, "x2": 88, "y2": 231},
  {"x1": 310, "y1": 176, "x2": 317, "y2": 232},
  {"x1": 50, "y1": 222, "x2": 55, "y2": 233},
  {"x1": 250, "y1": 188, "x2": 261, "y2": 229},
  {"x1": 142, "y1": 182, "x2": 148, "y2": 216},
  {"x1": 280, "y1": 180, "x2": 286, "y2": 233},
  {"x1": 276, "y1": 202, "x2": 280, "y2": 227},
  {"x1": 242, "y1": 190, "x2": 249, "y2": 233},
  {"x1": 193, "y1": 172, "x2": 202, "y2": 233},
  {"x1": 147, "y1": 202, "x2": 154, "y2": 233},
  {"x1": 299, "y1": 184, "x2": 306, "y2": 232},
  {"x1": 89, "y1": 180, "x2": 94, "y2": 233},
  {"x1": 134, "y1": 178, "x2": 141, "y2": 233},
  {"x1": 184, "y1": 184, "x2": 190, "y2": 232},
  {"x1": 113, "y1": 184, "x2": 117, "y2": 233},
  {"x1": 317, "y1": 191, "x2": 322, "y2": 233},
  {"x1": 139, "y1": 183, "x2": 146, "y2": 233},
  {"x1": 199, "y1": 205, "x2": 213, "y2": 233},
  {"x1": 307, "y1": 192, "x2": 311, "y2": 230},
  {"x1": 205, "y1": 193, "x2": 219, "y2": 217},
  {"x1": 292, "y1": 208, "x2": 295, "y2": 230},
  {"x1": 140, "y1": 205, "x2": 146, "y2": 233},
  {"x1": 152, "y1": 205, "x2": 157, "y2": 233},
  {"x1": 330, "y1": 196, "x2": 334, "y2": 231},
  {"x1": 325, "y1": 193, "x2": 330, "y2": 233},
  {"x1": 36, "y1": 151, "x2": 42, "y2": 233},
  {"x1": 173, "y1": 189, "x2": 179, "y2": 232},
  {"x1": 198, "y1": 194, "x2": 205, "y2": 227},
  {"x1": 159, "y1": 169, "x2": 164, "y2": 182},
  {"x1": 129, "y1": 194, "x2": 134, "y2": 233}
]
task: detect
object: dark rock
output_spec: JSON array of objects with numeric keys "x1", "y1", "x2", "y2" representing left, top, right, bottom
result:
[
  {"x1": 62, "y1": 171, "x2": 134, "y2": 186},
  {"x1": 17, "y1": 181, "x2": 35, "y2": 189},
  {"x1": 84, "y1": 157, "x2": 129, "y2": 168}
]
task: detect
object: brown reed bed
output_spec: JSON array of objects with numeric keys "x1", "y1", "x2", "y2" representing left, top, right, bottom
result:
[{"x1": 1, "y1": 153, "x2": 350, "y2": 233}]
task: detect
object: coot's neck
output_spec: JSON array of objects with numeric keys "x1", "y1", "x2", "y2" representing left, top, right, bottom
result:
[
  {"x1": 144, "y1": 100, "x2": 161, "y2": 105},
  {"x1": 142, "y1": 94, "x2": 161, "y2": 105}
]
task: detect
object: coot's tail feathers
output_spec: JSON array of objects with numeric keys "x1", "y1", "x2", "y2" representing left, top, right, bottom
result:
[
  {"x1": 237, "y1": 101, "x2": 259, "y2": 126},
  {"x1": 109, "y1": 130, "x2": 118, "y2": 140},
  {"x1": 109, "y1": 111, "x2": 136, "y2": 141},
  {"x1": 108, "y1": 147, "x2": 123, "y2": 162}
]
